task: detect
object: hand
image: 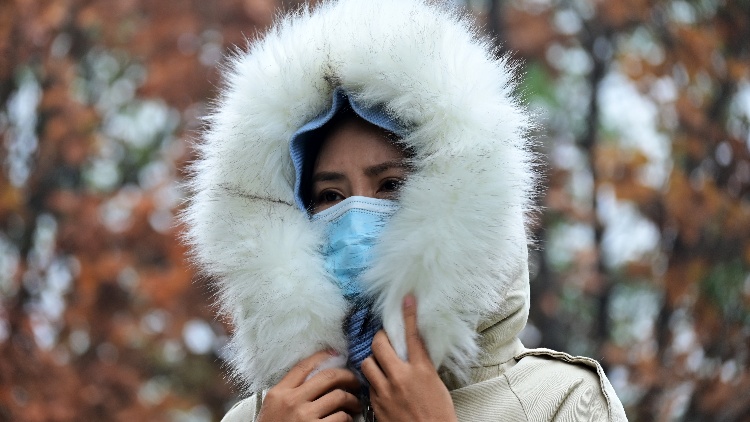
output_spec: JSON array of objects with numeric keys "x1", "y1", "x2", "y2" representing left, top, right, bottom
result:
[
  {"x1": 257, "y1": 350, "x2": 362, "y2": 422},
  {"x1": 361, "y1": 295, "x2": 458, "y2": 422}
]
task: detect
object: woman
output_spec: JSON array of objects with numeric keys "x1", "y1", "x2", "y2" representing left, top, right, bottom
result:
[{"x1": 183, "y1": 0, "x2": 628, "y2": 420}]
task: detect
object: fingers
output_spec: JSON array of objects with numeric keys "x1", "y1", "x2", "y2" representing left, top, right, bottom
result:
[
  {"x1": 361, "y1": 355, "x2": 386, "y2": 394},
  {"x1": 402, "y1": 294, "x2": 429, "y2": 363},
  {"x1": 280, "y1": 349, "x2": 342, "y2": 388},
  {"x1": 312, "y1": 388, "x2": 361, "y2": 418},
  {"x1": 370, "y1": 330, "x2": 402, "y2": 378},
  {"x1": 320, "y1": 411, "x2": 354, "y2": 422},
  {"x1": 299, "y1": 367, "x2": 361, "y2": 400}
]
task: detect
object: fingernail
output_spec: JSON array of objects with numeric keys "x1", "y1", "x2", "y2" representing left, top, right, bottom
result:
[
  {"x1": 327, "y1": 349, "x2": 340, "y2": 356},
  {"x1": 403, "y1": 294, "x2": 416, "y2": 308}
]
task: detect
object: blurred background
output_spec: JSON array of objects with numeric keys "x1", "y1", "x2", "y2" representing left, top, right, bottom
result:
[{"x1": 1, "y1": 0, "x2": 748, "y2": 420}]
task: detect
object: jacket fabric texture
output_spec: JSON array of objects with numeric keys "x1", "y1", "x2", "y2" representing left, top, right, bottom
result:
[{"x1": 182, "y1": 0, "x2": 628, "y2": 420}]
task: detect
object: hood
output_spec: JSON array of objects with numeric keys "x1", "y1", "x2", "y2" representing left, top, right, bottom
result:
[{"x1": 182, "y1": 0, "x2": 538, "y2": 394}]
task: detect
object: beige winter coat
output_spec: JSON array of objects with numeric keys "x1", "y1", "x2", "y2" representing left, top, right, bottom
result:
[
  {"x1": 221, "y1": 271, "x2": 627, "y2": 422},
  {"x1": 222, "y1": 351, "x2": 624, "y2": 421}
]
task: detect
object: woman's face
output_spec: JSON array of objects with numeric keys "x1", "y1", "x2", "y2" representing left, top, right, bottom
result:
[{"x1": 310, "y1": 116, "x2": 410, "y2": 213}]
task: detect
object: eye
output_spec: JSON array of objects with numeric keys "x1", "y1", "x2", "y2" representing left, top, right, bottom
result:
[
  {"x1": 317, "y1": 190, "x2": 344, "y2": 204},
  {"x1": 379, "y1": 178, "x2": 404, "y2": 193}
]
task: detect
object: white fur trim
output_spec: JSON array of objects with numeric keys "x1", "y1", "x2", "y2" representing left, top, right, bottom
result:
[{"x1": 182, "y1": 0, "x2": 537, "y2": 393}]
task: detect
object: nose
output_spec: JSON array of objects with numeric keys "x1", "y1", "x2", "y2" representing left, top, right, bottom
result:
[{"x1": 349, "y1": 176, "x2": 376, "y2": 199}]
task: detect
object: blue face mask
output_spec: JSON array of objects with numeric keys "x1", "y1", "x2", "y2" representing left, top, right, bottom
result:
[
  {"x1": 313, "y1": 196, "x2": 399, "y2": 389},
  {"x1": 312, "y1": 196, "x2": 399, "y2": 301}
]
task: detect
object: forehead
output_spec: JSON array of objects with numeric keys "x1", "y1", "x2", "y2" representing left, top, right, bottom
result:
[{"x1": 314, "y1": 116, "x2": 406, "y2": 171}]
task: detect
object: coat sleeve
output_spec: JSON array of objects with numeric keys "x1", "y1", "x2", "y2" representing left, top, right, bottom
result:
[{"x1": 507, "y1": 350, "x2": 628, "y2": 422}]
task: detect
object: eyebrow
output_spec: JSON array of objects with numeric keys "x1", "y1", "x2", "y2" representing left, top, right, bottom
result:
[
  {"x1": 312, "y1": 161, "x2": 411, "y2": 184},
  {"x1": 311, "y1": 171, "x2": 346, "y2": 183},
  {"x1": 364, "y1": 161, "x2": 411, "y2": 177}
]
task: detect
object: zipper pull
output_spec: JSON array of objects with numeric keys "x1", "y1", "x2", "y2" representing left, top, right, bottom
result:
[{"x1": 363, "y1": 404, "x2": 376, "y2": 422}]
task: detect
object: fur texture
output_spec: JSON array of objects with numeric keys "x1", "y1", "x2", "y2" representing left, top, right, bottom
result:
[{"x1": 182, "y1": 0, "x2": 537, "y2": 394}]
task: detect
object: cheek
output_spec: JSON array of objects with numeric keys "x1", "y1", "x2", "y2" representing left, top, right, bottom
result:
[{"x1": 375, "y1": 190, "x2": 399, "y2": 200}]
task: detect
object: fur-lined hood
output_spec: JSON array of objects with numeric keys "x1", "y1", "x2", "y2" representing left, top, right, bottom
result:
[{"x1": 183, "y1": 0, "x2": 537, "y2": 394}]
